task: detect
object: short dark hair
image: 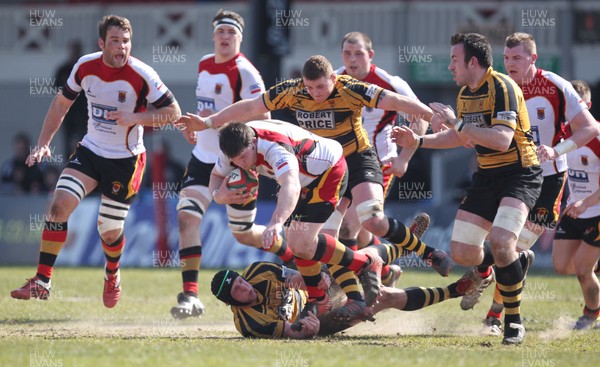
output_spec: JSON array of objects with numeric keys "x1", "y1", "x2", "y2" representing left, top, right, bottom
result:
[
  {"x1": 219, "y1": 122, "x2": 255, "y2": 158},
  {"x1": 450, "y1": 33, "x2": 492, "y2": 68},
  {"x1": 341, "y1": 32, "x2": 373, "y2": 52},
  {"x1": 213, "y1": 9, "x2": 245, "y2": 32},
  {"x1": 98, "y1": 15, "x2": 132, "y2": 42},
  {"x1": 302, "y1": 55, "x2": 333, "y2": 81}
]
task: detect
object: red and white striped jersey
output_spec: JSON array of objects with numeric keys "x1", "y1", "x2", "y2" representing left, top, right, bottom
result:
[
  {"x1": 63, "y1": 52, "x2": 174, "y2": 158},
  {"x1": 335, "y1": 64, "x2": 417, "y2": 163},
  {"x1": 522, "y1": 68, "x2": 588, "y2": 176},
  {"x1": 215, "y1": 120, "x2": 343, "y2": 187},
  {"x1": 193, "y1": 53, "x2": 265, "y2": 163},
  {"x1": 565, "y1": 124, "x2": 600, "y2": 218}
]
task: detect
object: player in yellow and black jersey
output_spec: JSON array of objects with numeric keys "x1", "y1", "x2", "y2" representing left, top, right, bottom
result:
[
  {"x1": 181, "y1": 56, "x2": 453, "y2": 317},
  {"x1": 264, "y1": 74, "x2": 378, "y2": 157},
  {"x1": 211, "y1": 260, "x2": 477, "y2": 339},
  {"x1": 393, "y1": 33, "x2": 541, "y2": 345},
  {"x1": 455, "y1": 68, "x2": 538, "y2": 174}
]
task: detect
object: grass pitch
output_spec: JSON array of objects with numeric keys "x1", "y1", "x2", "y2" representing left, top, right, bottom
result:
[{"x1": 0, "y1": 266, "x2": 597, "y2": 367}]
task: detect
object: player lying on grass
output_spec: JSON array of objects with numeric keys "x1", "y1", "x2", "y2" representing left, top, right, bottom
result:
[{"x1": 211, "y1": 260, "x2": 475, "y2": 339}]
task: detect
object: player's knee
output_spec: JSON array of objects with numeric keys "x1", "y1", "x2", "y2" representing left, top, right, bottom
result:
[
  {"x1": 178, "y1": 210, "x2": 201, "y2": 233},
  {"x1": 355, "y1": 199, "x2": 384, "y2": 224},
  {"x1": 100, "y1": 229, "x2": 123, "y2": 245},
  {"x1": 450, "y1": 241, "x2": 483, "y2": 266},
  {"x1": 492, "y1": 206, "x2": 527, "y2": 240},
  {"x1": 553, "y1": 261, "x2": 570, "y2": 275},
  {"x1": 176, "y1": 196, "x2": 205, "y2": 221},
  {"x1": 360, "y1": 216, "x2": 386, "y2": 235},
  {"x1": 288, "y1": 242, "x2": 312, "y2": 259},
  {"x1": 97, "y1": 197, "x2": 129, "y2": 239},
  {"x1": 450, "y1": 219, "x2": 488, "y2": 266}
]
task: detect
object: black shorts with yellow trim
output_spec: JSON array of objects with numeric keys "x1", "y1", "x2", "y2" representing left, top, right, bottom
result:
[
  {"x1": 284, "y1": 157, "x2": 348, "y2": 224},
  {"x1": 459, "y1": 165, "x2": 542, "y2": 223},
  {"x1": 554, "y1": 214, "x2": 600, "y2": 248},
  {"x1": 528, "y1": 171, "x2": 566, "y2": 226},
  {"x1": 66, "y1": 144, "x2": 146, "y2": 204},
  {"x1": 180, "y1": 154, "x2": 215, "y2": 189},
  {"x1": 343, "y1": 148, "x2": 383, "y2": 200}
]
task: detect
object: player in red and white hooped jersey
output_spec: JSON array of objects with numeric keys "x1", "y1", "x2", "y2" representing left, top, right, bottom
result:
[
  {"x1": 471, "y1": 33, "x2": 600, "y2": 332},
  {"x1": 548, "y1": 80, "x2": 600, "y2": 330},
  {"x1": 11, "y1": 15, "x2": 181, "y2": 308},
  {"x1": 170, "y1": 10, "x2": 284, "y2": 320},
  {"x1": 210, "y1": 120, "x2": 388, "y2": 328},
  {"x1": 214, "y1": 120, "x2": 344, "y2": 188}
]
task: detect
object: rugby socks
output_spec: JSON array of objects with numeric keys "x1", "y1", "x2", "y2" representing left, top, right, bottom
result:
[
  {"x1": 486, "y1": 285, "x2": 504, "y2": 320},
  {"x1": 477, "y1": 242, "x2": 495, "y2": 274},
  {"x1": 583, "y1": 306, "x2": 600, "y2": 320},
  {"x1": 328, "y1": 265, "x2": 364, "y2": 301},
  {"x1": 36, "y1": 221, "x2": 68, "y2": 283},
  {"x1": 311, "y1": 234, "x2": 369, "y2": 273},
  {"x1": 294, "y1": 257, "x2": 326, "y2": 300},
  {"x1": 340, "y1": 238, "x2": 358, "y2": 251},
  {"x1": 268, "y1": 237, "x2": 295, "y2": 264},
  {"x1": 402, "y1": 286, "x2": 452, "y2": 311},
  {"x1": 102, "y1": 234, "x2": 125, "y2": 275},
  {"x1": 495, "y1": 256, "x2": 524, "y2": 337},
  {"x1": 383, "y1": 218, "x2": 434, "y2": 258},
  {"x1": 179, "y1": 246, "x2": 202, "y2": 296}
]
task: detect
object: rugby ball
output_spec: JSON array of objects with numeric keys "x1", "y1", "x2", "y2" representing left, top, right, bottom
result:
[{"x1": 227, "y1": 168, "x2": 259, "y2": 198}]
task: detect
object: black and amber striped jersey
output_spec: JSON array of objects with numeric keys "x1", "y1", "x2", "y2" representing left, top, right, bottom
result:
[
  {"x1": 231, "y1": 262, "x2": 307, "y2": 338},
  {"x1": 262, "y1": 75, "x2": 383, "y2": 157},
  {"x1": 456, "y1": 67, "x2": 539, "y2": 174}
]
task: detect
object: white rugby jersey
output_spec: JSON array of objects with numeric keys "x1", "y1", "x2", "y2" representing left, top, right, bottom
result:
[
  {"x1": 565, "y1": 125, "x2": 600, "y2": 218},
  {"x1": 335, "y1": 64, "x2": 417, "y2": 163},
  {"x1": 63, "y1": 52, "x2": 174, "y2": 158},
  {"x1": 193, "y1": 53, "x2": 265, "y2": 163},
  {"x1": 522, "y1": 68, "x2": 588, "y2": 176},
  {"x1": 215, "y1": 120, "x2": 344, "y2": 187}
]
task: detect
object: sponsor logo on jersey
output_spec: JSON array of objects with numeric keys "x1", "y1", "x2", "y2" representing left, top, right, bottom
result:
[
  {"x1": 275, "y1": 158, "x2": 288, "y2": 170},
  {"x1": 536, "y1": 107, "x2": 545, "y2": 120},
  {"x1": 568, "y1": 169, "x2": 589, "y2": 183},
  {"x1": 197, "y1": 97, "x2": 216, "y2": 112},
  {"x1": 296, "y1": 110, "x2": 335, "y2": 130},
  {"x1": 581, "y1": 155, "x2": 589, "y2": 166},
  {"x1": 214, "y1": 83, "x2": 222, "y2": 95},
  {"x1": 91, "y1": 103, "x2": 117, "y2": 125},
  {"x1": 463, "y1": 113, "x2": 486, "y2": 127},
  {"x1": 118, "y1": 91, "x2": 127, "y2": 103},
  {"x1": 365, "y1": 85, "x2": 379, "y2": 99},
  {"x1": 86, "y1": 86, "x2": 96, "y2": 98},
  {"x1": 249, "y1": 83, "x2": 261, "y2": 94},
  {"x1": 497, "y1": 111, "x2": 517, "y2": 123}
]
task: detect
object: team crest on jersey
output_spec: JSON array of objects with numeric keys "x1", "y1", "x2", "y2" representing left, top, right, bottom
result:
[
  {"x1": 117, "y1": 91, "x2": 127, "y2": 103},
  {"x1": 536, "y1": 107, "x2": 545, "y2": 120},
  {"x1": 112, "y1": 181, "x2": 123, "y2": 195},
  {"x1": 581, "y1": 155, "x2": 589, "y2": 166},
  {"x1": 300, "y1": 187, "x2": 309, "y2": 200},
  {"x1": 215, "y1": 83, "x2": 222, "y2": 95}
]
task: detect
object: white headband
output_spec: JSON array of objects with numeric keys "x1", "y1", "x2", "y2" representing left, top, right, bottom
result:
[{"x1": 212, "y1": 18, "x2": 243, "y2": 34}]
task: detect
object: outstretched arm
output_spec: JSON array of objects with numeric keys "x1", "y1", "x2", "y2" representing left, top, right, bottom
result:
[
  {"x1": 178, "y1": 97, "x2": 269, "y2": 132},
  {"x1": 377, "y1": 91, "x2": 433, "y2": 123}
]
